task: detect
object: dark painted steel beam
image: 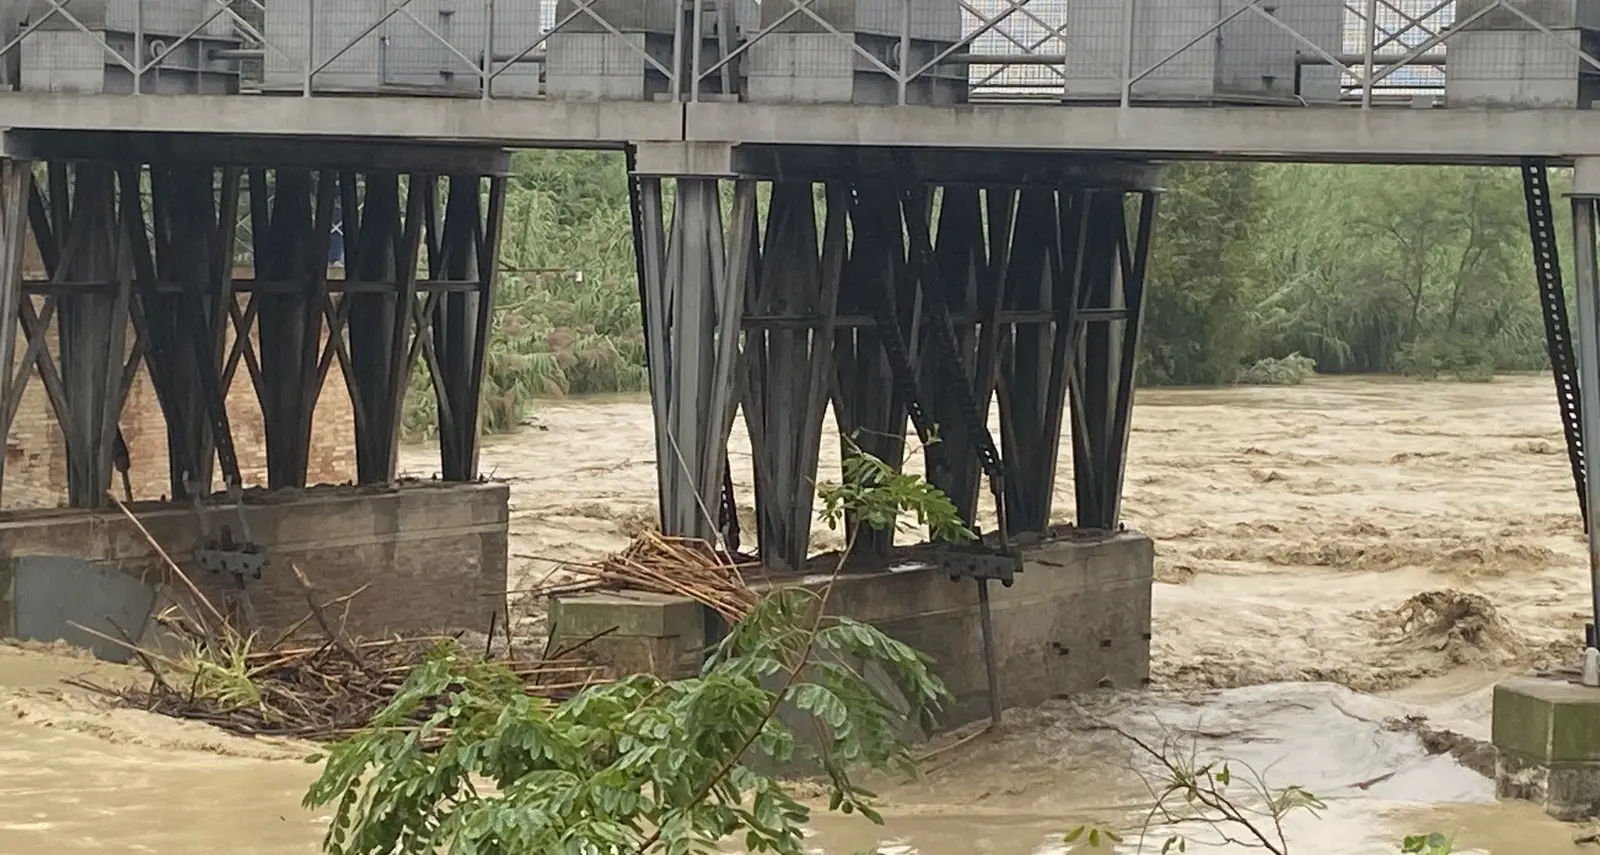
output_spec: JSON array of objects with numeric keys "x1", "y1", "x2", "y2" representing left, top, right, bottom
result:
[{"x1": 3, "y1": 130, "x2": 512, "y2": 175}]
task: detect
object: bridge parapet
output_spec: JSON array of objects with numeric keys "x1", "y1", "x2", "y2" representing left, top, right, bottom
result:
[{"x1": 0, "y1": 0, "x2": 1592, "y2": 110}]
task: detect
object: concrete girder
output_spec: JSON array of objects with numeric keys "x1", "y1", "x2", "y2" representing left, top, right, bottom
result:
[
  {"x1": 683, "y1": 103, "x2": 1600, "y2": 165},
  {"x1": 18, "y1": 92, "x2": 1600, "y2": 163}
]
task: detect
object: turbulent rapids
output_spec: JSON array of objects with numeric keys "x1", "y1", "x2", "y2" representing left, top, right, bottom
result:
[{"x1": 1, "y1": 374, "x2": 1595, "y2": 854}]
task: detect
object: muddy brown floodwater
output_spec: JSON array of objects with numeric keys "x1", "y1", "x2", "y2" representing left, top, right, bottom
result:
[{"x1": 1, "y1": 374, "x2": 1596, "y2": 854}]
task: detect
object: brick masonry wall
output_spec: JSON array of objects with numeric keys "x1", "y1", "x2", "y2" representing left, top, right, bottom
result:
[{"x1": 4, "y1": 295, "x2": 358, "y2": 509}]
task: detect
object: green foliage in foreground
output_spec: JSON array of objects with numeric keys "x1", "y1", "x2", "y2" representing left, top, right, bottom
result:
[
  {"x1": 303, "y1": 444, "x2": 962, "y2": 855},
  {"x1": 1402, "y1": 833, "x2": 1456, "y2": 854},
  {"x1": 302, "y1": 594, "x2": 947, "y2": 855},
  {"x1": 303, "y1": 439, "x2": 1458, "y2": 855},
  {"x1": 399, "y1": 154, "x2": 1564, "y2": 438},
  {"x1": 817, "y1": 439, "x2": 979, "y2": 545}
]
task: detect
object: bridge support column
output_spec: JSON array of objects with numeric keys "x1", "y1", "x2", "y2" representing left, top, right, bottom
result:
[
  {"x1": 629, "y1": 143, "x2": 752, "y2": 546},
  {"x1": 1496, "y1": 157, "x2": 1600, "y2": 822},
  {"x1": 0, "y1": 159, "x2": 27, "y2": 503},
  {"x1": 633, "y1": 146, "x2": 1162, "y2": 571},
  {"x1": 0, "y1": 134, "x2": 515, "y2": 644},
  {"x1": 1067, "y1": 190, "x2": 1160, "y2": 532},
  {"x1": 995, "y1": 186, "x2": 1159, "y2": 535},
  {"x1": 6, "y1": 162, "x2": 143, "y2": 509},
  {"x1": 0, "y1": 133, "x2": 511, "y2": 508},
  {"x1": 1571, "y1": 157, "x2": 1600, "y2": 644}
]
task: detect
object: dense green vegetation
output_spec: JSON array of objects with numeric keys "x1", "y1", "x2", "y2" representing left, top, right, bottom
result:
[
  {"x1": 1145, "y1": 162, "x2": 1557, "y2": 386},
  {"x1": 407, "y1": 153, "x2": 1563, "y2": 434}
]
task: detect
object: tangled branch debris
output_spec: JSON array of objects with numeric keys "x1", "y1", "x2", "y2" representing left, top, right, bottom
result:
[
  {"x1": 528, "y1": 531, "x2": 760, "y2": 623},
  {"x1": 71, "y1": 497, "x2": 614, "y2": 743}
]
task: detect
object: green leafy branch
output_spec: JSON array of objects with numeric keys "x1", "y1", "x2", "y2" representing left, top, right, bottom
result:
[
  {"x1": 1400, "y1": 833, "x2": 1455, "y2": 855},
  {"x1": 817, "y1": 435, "x2": 978, "y2": 546},
  {"x1": 304, "y1": 446, "x2": 972, "y2": 855}
]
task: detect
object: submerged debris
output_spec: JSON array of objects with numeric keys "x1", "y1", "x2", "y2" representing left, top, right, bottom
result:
[
  {"x1": 74, "y1": 509, "x2": 755, "y2": 743},
  {"x1": 74, "y1": 635, "x2": 605, "y2": 743},
  {"x1": 68, "y1": 499, "x2": 619, "y2": 743},
  {"x1": 1385, "y1": 714, "x2": 1496, "y2": 779},
  {"x1": 1378, "y1": 589, "x2": 1528, "y2": 666}
]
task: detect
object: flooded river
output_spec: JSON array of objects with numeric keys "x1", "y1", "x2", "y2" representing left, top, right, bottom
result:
[{"x1": 2, "y1": 374, "x2": 1595, "y2": 853}]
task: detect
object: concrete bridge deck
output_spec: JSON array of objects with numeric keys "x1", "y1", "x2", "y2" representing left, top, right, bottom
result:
[
  {"x1": 5, "y1": 93, "x2": 1600, "y2": 165},
  {"x1": 1, "y1": 0, "x2": 1598, "y2": 164}
]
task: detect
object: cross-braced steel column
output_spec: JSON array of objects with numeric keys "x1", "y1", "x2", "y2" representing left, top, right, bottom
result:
[
  {"x1": 1068, "y1": 190, "x2": 1159, "y2": 532},
  {"x1": 11, "y1": 162, "x2": 143, "y2": 508},
  {"x1": 742, "y1": 180, "x2": 846, "y2": 570},
  {"x1": 993, "y1": 187, "x2": 1158, "y2": 534},
  {"x1": 701, "y1": 148, "x2": 1162, "y2": 572},
  {"x1": 0, "y1": 158, "x2": 27, "y2": 501},
  {"x1": 0, "y1": 134, "x2": 511, "y2": 509},
  {"x1": 131, "y1": 163, "x2": 242, "y2": 499},
  {"x1": 630, "y1": 144, "x2": 751, "y2": 545},
  {"x1": 342, "y1": 171, "x2": 419, "y2": 484},
  {"x1": 252, "y1": 166, "x2": 336, "y2": 489},
  {"x1": 1567, "y1": 157, "x2": 1600, "y2": 645},
  {"x1": 430, "y1": 173, "x2": 509, "y2": 482}
]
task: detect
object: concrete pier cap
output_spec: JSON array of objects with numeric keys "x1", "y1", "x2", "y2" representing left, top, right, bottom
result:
[
  {"x1": 549, "y1": 530, "x2": 1155, "y2": 732},
  {"x1": 1493, "y1": 676, "x2": 1600, "y2": 821},
  {"x1": 0, "y1": 482, "x2": 511, "y2": 648},
  {"x1": 1573, "y1": 157, "x2": 1600, "y2": 200}
]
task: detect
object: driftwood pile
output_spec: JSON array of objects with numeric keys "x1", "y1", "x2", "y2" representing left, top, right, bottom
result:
[
  {"x1": 83, "y1": 634, "x2": 608, "y2": 742},
  {"x1": 529, "y1": 531, "x2": 761, "y2": 623},
  {"x1": 70, "y1": 498, "x2": 613, "y2": 743}
]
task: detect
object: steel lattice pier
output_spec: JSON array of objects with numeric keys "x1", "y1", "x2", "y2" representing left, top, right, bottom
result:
[
  {"x1": 0, "y1": 133, "x2": 509, "y2": 508},
  {"x1": 630, "y1": 145, "x2": 1161, "y2": 569}
]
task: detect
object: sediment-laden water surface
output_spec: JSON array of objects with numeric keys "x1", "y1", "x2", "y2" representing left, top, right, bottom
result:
[{"x1": 1, "y1": 374, "x2": 1594, "y2": 853}]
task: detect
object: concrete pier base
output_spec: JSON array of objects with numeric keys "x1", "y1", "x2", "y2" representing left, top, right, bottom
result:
[
  {"x1": 1493, "y1": 676, "x2": 1600, "y2": 821},
  {"x1": 0, "y1": 482, "x2": 510, "y2": 643},
  {"x1": 549, "y1": 530, "x2": 1155, "y2": 731}
]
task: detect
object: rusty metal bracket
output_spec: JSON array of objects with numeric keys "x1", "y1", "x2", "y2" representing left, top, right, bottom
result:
[
  {"x1": 935, "y1": 541, "x2": 1023, "y2": 587},
  {"x1": 188, "y1": 478, "x2": 267, "y2": 581},
  {"x1": 188, "y1": 477, "x2": 264, "y2": 631}
]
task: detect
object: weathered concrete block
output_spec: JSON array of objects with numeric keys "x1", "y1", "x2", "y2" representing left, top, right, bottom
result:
[
  {"x1": 818, "y1": 531, "x2": 1154, "y2": 727},
  {"x1": 548, "y1": 531, "x2": 1155, "y2": 732},
  {"x1": 548, "y1": 591, "x2": 706, "y2": 680},
  {"x1": 5, "y1": 555, "x2": 161, "y2": 664},
  {"x1": 0, "y1": 482, "x2": 509, "y2": 641},
  {"x1": 1493, "y1": 676, "x2": 1600, "y2": 820}
]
